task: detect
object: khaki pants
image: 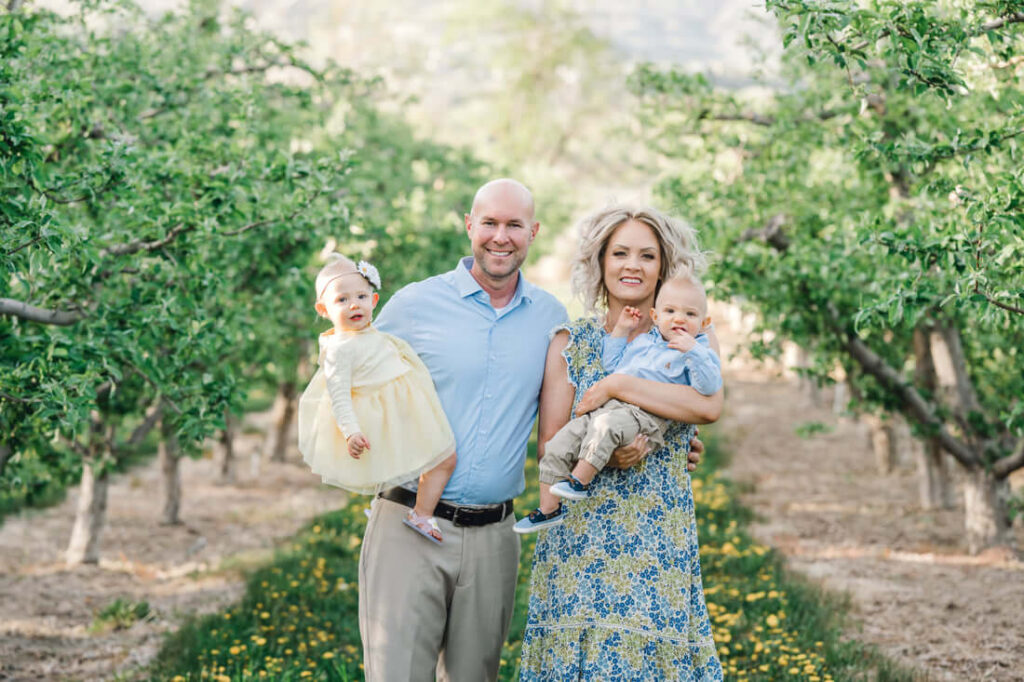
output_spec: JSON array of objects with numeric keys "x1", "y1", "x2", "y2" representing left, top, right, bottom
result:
[
  {"x1": 539, "y1": 398, "x2": 668, "y2": 485},
  {"x1": 358, "y1": 497, "x2": 520, "y2": 682}
]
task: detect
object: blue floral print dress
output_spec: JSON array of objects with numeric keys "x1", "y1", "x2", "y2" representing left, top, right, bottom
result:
[{"x1": 519, "y1": 318, "x2": 723, "y2": 681}]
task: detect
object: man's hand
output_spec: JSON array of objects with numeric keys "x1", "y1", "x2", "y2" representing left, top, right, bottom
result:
[
  {"x1": 687, "y1": 428, "x2": 704, "y2": 472},
  {"x1": 348, "y1": 433, "x2": 370, "y2": 459},
  {"x1": 575, "y1": 375, "x2": 616, "y2": 416},
  {"x1": 667, "y1": 333, "x2": 697, "y2": 353},
  {"x1": 611, "y1": 306, "x2": 643, "y2": 337}
]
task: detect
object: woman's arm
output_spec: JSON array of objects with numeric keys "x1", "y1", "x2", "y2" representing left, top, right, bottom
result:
[
  {"x1": 577, "y1": 374, "x2": 723, "y2": 424},
  {"x1": 536, "y1": 331, "x2": 575, "y2": 460}
]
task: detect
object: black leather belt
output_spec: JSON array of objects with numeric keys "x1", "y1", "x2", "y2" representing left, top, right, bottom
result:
[{"x1": 378, "y1": 487, "x2": 514, "y2": 527}]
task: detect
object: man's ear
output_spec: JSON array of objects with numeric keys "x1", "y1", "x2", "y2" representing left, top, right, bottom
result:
[
  {"x1": 530, "y1": 221, "x2": 540, "y2": 242},
  {"x1": 464, "y1": 213, "x2": 473, "y2": 235}
]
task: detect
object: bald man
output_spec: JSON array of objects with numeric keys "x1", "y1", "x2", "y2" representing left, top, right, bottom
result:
[{"x1": 359, "y1": 179, "x2": 568, "y2": 681}]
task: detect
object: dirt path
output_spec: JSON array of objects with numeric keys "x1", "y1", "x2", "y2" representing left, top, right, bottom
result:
[
  {"x1": 719, "y1": 375, "x2": 1024, "y2": 682},
  {"x1": 2, "y1": 382, "x2": 1023, "y2": 681},
  {"x1": 0, "y1": 412, "x2": 344, "y2": 682}
]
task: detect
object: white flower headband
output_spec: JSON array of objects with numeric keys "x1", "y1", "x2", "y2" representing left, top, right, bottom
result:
[{"x1": 356, "y1": 260, "x2": 381, "y2": 289}]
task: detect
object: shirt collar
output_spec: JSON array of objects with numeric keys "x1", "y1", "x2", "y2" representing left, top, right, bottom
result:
[{"x1": 454, "y1": 257, "x2": 534, "y2": 305}]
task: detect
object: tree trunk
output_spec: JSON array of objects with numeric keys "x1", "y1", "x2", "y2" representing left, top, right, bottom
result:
[
  {"x1": 66, "y1": 456, "x2": 110, "y2": 565},
  {"x1": 832, "y1": 381, "x2": 848, "y2": 414},
  {"x1": 864, "y1": 414, "x2": 897, "y2": 475},
  {"x1": 0, "y1": 444, "x2": 11, "y2": 478},
  {"x1": 963, "y1": 468, "x2": 1010, "y2": 554},
  {"x1": 793, "y1": 346, "x2": 822, "y2": 405},
  {"x1": 218, "y1": 412, "x2": 238, "y2": 483},
  {"x1": 159, "y1": 418, "x2": 182, "y2": 525},
  {"x1": 914, "y1": 437, "x2": 953, "y2": 509},
  {"x1": 911, "y1": 324, "x2": 952, "y2": 508},
  {"x1": 266, "y1": 380, "x2": 297, "y2": 463}
]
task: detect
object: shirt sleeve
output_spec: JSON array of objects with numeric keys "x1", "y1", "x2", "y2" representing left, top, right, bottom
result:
[
  {"x1": 681, "y1": 337, "x2": 723, "y2": 395},
  {"x1": 374, "y1": 285, "x2": 414, "y2": 341},
  {"x1": 602, "y1": 335, "x2": 629, "y2": 371},
  {"x1": 324, "y1": 342, "x2": 361, "y2": 438}
]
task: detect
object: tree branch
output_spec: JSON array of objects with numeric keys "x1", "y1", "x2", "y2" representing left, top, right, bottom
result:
[
  {"x1": 700, "y1": 111, "x2": 775, "y2": 126},
  {"x1": 223, "y1": 189, "x2": 323, "y2": 236},
  {"x1": 101, "y1": 223, "x2": 190, "y2": 257},
  {"x1": 828, "y1": 303, "x2": 980, "y2": 469},
  {"x1": 739, "y1": 214, "x2": 790, "y2": 252},
  {"x1": 0, "y1": 298, "x2": 85, "y2": 326},
  {"x1": 125, "y1": 400, "x2": 163, "y2": 448},
  {"x1": 0, "y1": 391, "x2": 39, "y2": 403},
  {"x1": 982, "y1": 292, "x2": 1024, "y2": 315},
  {"x1": 993, "y1": 437, "x2": 1024, "y2": 478},
  {"x1": 32, "y1": 173, "x2": 118, "y2": 205},
  {"x1": 122, "y1": 359, "x2": 183, "y2": 415},
  {"x1": 5, "y1": 235, "x2": 44, "y2": 256},
  {"x1": 981, "y1": 12, "x2": 1024, "y2": 31}
]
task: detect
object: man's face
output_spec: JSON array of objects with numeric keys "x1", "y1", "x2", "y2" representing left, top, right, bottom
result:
[
  {"x1": 465, "y1": 185, "x2": 539, "y2": 286},
  {"x1": 651, "y1": 279, "x2": 709, "y2": 341},
  {"x1": 316, "y1": 276, "x2": 378, "y2": 332}
]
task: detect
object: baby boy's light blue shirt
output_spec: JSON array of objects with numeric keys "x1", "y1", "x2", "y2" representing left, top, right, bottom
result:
[
  {"x1": 375, "y1": 257, "x2": 568, "y2": 505},
  {"x1": 602, "y1": 328, "x2": 722, "y2": 396}
]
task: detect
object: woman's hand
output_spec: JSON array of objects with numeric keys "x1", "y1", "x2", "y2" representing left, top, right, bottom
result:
[
  {"x1": 606, "y1": 428, "x2": 705, "y2": 470},
  {"x1": 606, "y1": 433, "x2": 651, "y2": 469},
  {"x1": 575, "y1": 375, "x2": 618, "y2": 417},
  {"x1": 687, "y1": 428, "x2": 704, "y2": 472}
]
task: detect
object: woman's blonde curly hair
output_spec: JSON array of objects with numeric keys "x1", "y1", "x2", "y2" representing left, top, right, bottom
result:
[{"x1": 570, "y1": 205, "x2": 706, "y2": 315}]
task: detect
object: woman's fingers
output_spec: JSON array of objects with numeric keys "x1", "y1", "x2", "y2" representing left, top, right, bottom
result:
[
  {"x1": 687, "y1": 431, "x2": 704, "y2": 471},
  {"x1": 574, "y1": 379, "x2": 611, "y2": 416},
  {"x1": 608, "y1": 433, "x2": 650, "y2": 468}
]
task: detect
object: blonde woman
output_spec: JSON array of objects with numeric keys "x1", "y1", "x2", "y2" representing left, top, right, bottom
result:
[{"x1": 519, "y1": 206, "x2": 724, "y2": 680}]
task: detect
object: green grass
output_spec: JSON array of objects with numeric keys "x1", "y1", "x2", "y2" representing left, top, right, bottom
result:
[
  {"x1": 90, "y1": 598, "x2": 153, "y2": 633},
  {"x1": 150, "y1": 430, "x2": 919, "y2": 682}
]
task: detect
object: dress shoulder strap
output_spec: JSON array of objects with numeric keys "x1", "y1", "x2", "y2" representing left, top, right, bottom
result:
[{"x1": 557, "y1": 317, "x2": 607, "y2": 398}]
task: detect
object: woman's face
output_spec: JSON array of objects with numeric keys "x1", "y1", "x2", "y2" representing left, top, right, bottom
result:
[{"x1": 601, "y1": 219, "x2": 662, "y2": 307}]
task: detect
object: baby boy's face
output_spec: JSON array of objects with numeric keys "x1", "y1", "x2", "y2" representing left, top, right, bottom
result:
[{"x1": 651, "y1": 280, "x2": 708, "y2": 341}]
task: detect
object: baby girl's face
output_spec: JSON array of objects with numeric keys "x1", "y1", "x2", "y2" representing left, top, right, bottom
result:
[{"x1": 319, "y1": 277, "x2": 377, "y2": 332}]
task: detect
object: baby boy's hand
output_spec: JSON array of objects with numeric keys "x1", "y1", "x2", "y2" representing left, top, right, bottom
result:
[
  {"x1": 667, "y1": 334, "x2": 697, "y2": 353},
  {"x1": 611, "y1": 306, "x2": 643, "y2": 337},
  {"x1": 347, "y1": 433, "x2": 370, "y2": 459}
]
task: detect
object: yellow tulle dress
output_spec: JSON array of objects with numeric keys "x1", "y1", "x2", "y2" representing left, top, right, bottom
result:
[{"x1": 298, "y1": 326, "x2": 455, "y2": 494}]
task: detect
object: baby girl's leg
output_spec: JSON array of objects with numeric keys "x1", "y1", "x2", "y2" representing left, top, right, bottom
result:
[{"x1": 409, "y1": 453, "x2": 456, "y2": 541}]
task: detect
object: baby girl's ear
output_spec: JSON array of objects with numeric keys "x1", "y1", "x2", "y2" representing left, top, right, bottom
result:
[
  {"x1": 701, "y1": 315, "x2": 712, "y2": 331},
  {"x1": 649, "y1": 308, "x2": 658, "y2": 322},
  {"x1": 314, "y1": 301, "x2": 327, "y2": 317},
  {"x1": 371, "y1": 292, "x2": 379, "y2": 308}
]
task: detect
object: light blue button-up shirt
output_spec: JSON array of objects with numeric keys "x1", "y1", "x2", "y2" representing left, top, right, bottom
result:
[
  {"x1": 376, "y1": 257, "x2": 568, "y2": 505},
  {"x1": 603, "y1": 329, "x2": 722, "y2": 396}
]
